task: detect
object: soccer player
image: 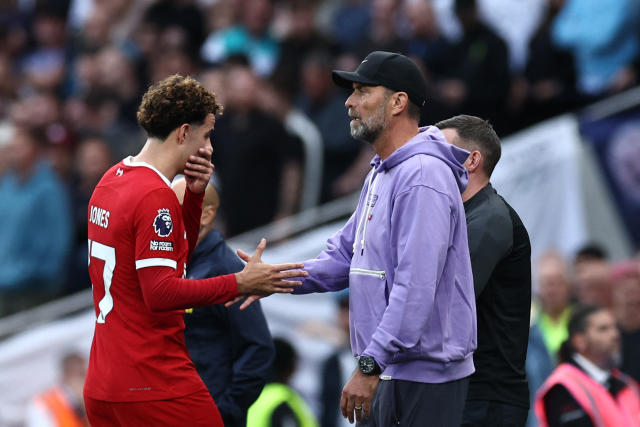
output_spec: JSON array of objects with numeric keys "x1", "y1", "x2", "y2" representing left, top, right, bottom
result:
[{"x1": 83, "y1": 74, "x2": 306, "y2": 426}]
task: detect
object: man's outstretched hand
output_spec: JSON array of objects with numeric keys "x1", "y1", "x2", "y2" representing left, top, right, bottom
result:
[{"x1": 230, "y1": 238, "x2": 306, "y2": 309}]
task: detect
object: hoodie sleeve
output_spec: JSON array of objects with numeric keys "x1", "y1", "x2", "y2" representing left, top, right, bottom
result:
[
  {"x1": 294, "y1": 211, "x2": 357, "y2": 294},
  {"x1": 362, "y1": 185, "x2": 452, "y2": 370}
]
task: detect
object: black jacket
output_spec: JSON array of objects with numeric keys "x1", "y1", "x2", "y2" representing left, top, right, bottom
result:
[
  {"x1": 184, "y1": 229, "x2": 275, "y2": 426},
  {"x1": 464, "y1": 184, "x2": 532, "y2": 408}
]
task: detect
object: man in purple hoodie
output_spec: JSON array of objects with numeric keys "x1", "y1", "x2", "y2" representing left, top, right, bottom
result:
[{"x1": 294, "y1": 51, "x2": 477, "y2": 426}]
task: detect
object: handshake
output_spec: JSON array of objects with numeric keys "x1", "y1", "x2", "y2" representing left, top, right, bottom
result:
[{"x1": 229, "y1": 238, "x2": 307, "y2": 309}]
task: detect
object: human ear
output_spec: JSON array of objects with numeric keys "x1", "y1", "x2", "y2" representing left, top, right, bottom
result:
[
  {"x1": 466, "y1": 151, "x2": 482, "y2": 173},
  {"x1": 178, "y1": 123, "x2": 190, "y2": 144},
  {"x1": 392, "y1": 92, "x2": 409, "y2": 116},
  {"x1": 200, "y1": 205, "x2": 216, "y2": 226}
]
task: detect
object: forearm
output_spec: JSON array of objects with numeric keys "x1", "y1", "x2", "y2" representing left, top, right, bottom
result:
[
  {"x1": 182, "y1": 187, "x2": 205, "y2": 259},
  {"x1": 294, "y1": 251, "x2": 350, "y2": 294},
  {"x1": 138, "y1": 266, "x2": 237, "y2": 311},
  {"x1": 294, "y1": 213, "x2": 356, "y2": 294}
]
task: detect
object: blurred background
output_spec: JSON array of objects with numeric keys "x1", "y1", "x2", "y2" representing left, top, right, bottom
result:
[{"x1": 0, "y1": 0, "x2": 639, "y2": 425}]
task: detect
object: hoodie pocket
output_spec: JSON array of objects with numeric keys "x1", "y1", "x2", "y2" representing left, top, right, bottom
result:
[
  {"x1": 350, "y1": 268, "x2": 388, "y2": 304},
  {"x1": 349, "y1": 267, "x2": 389, "y2": 354},
  {"x1": 350, "y1": 268, "x2": 386, "y2": 280}
]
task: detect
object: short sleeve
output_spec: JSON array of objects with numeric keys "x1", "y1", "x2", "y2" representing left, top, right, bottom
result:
[{"x1": 133, "y1": 188, "x2": 184, "y2": 271}]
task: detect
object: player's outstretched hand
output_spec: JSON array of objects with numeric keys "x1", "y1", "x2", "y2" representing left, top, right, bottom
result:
[
  {"x1": 233, "y1": 238, "x2": 306, "y2": 307},
  {"x1": 184, "y1": 146, "x2": 214, "y2": 194}
]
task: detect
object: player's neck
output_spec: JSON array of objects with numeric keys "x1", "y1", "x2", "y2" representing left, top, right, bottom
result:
[{"x1": 133, "y1": 138, "x2": 180, "y2": 182}]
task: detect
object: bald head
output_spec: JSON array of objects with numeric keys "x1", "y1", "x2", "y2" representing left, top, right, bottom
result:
[
  {"x1": 172, "y1": 178, "x2": 220, "y2": 244},
  {"x1": 172, "y1": 178, "x2": 220, "y2": 211}
]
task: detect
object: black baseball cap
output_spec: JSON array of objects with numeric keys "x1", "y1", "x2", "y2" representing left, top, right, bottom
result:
[{"x1": 332, "y1": 51, "x2": 427, "y2": 108}]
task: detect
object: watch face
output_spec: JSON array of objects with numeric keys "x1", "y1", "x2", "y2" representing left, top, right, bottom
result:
[{"x1": 359, "y1": 356, "x2": 375, "y2": 374}]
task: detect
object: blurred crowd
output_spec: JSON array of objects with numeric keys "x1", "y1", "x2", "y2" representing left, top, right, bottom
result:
[
  {"x1": 0, "y1": 0, "x2": 639, "y2": 314},
  {"x1": 526, "y1": 244, "x2": 640, "y2": 426}
]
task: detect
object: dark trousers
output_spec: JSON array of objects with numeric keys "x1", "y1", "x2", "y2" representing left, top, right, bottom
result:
[
  {"x1": 358, "y1": 377, "x2": 470, "y2": 427},
  {"x1": 461, "y1": 400, "x2": 529, "y2": 427}
]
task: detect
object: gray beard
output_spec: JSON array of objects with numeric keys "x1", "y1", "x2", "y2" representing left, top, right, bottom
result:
[{"x1": 350, "y1": 102, "x2": 388, "y2": 144}]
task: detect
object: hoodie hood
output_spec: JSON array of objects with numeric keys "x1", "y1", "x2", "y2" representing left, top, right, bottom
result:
[{"x1": 372, "y1": 126, "x2": 469, "y2": 193}]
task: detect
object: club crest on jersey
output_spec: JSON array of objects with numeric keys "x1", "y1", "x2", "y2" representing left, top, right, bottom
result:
[{"x1": 153, "y1": 208, "x2": 173, "y2": 237}]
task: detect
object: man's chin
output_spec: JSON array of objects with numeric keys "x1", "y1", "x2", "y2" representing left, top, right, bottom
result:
[{"x1": 350, "y1": 125, "x2": 361, "y2": 139}]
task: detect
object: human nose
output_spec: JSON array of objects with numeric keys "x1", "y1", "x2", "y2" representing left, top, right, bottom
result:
[{"x1": 345, "y1": 91, "x2": 356, "y2": 109}]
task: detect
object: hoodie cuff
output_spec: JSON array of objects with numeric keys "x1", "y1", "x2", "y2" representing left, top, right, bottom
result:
[{"x1": 362, "y1": 342, "x2": 392, "y2": 372}]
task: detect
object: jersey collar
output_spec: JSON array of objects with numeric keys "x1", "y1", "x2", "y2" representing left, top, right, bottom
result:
[{"x1": 123, "y1": 156, "x2": 172, "y2": 187}]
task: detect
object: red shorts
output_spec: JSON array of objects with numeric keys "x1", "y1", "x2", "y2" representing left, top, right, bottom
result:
[{"x1": 85, "y1": 389, "x2": 223, "y2": 426}]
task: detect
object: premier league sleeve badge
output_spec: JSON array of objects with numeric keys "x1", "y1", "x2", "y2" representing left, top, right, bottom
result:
[{"x1": 153, "y1": 208, "x2": 173, "y2": 237}]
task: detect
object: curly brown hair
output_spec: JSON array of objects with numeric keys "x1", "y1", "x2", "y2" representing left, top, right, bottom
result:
[{"x1": 136, "y1": 74, "x2": 223, "y2": 140}]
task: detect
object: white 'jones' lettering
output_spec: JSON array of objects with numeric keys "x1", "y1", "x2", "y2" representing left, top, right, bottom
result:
[{"x1": 89, "y1": 205, "x2": 110, "y2": 229}]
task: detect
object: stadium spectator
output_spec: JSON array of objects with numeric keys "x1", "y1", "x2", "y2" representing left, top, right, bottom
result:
[
  {"x1": 0, "y1": 125, "x2": 72, "y2": 317},
  {"x1": 93, "y1": 46, "x2": 141, "y2": 121},
  {"x1": 149, "y1": 46, "x2": 199, "y2": 85},
  {"x1": 262, "y1": 62, "x2": 325, "y2": 210},
  {"x1": 247, "y1": 337, "x2": 319, "y2": 426},
  {"x1": 330, "y1": 0, "x2": 371, "y2": 52},
  {"x1": 526, "y1": 251, "x2": 574, "y2": 427},
  {"x1": 404, "y1": 0, "x2": 451, "y2": 79},
  {"x1": 67, "y1": 135, "x2": 113, "y2": 294},
  {"x1": 68, "y1": 0, "x2": 148, "y2": 50},
  {"x1": 211, "y1": 57, "x2": 303, "y2": 235},
  {"x1": 296, "y1": 50, "x2": 372, "y2": 202},
  {"x1": 257, "y1": 51, "x2": 476, "y2": 426},
  {"x1": 201, "y1": 0, "x2": 280, "y2": 77},
  {"x1": 277, "y1": 0, "x2": 336, "y2": 86},
  {"x1": 20, "y1": 5, "x2": 68, "y2": 93},
  {"x1": 8, "y1": 91, "x2": 75, "y2": 181},
  {"x1": 534, "y1": 252, "x2": 574, "y2": 362},
  {"x1": 437, "y1": 115, "x2": 532, "y2": 427},
  {"x1": 518, "y1": 0, "x2": 579, "y2": 129},
  {"x1": 141, "y1": 0, "x2": 207, "y2": 59},
  {"x1": 611, "y1": 260, "x2": 640, "y2": 383},
  {"x1": 0, "y1": 53, "x2": 18, "y2": 118},
  {"x1": 25, "y1": 352, "x2": 89, "y2": 427},
  {"x1": 437, "y1": 0, "x2": 510, "y2": 133},
  {"x1": 63, "y1": 89, "x2": 142, "y2": 161},
  {"x1": 476, "y1": 0, "x2": 546, "y2": 72},
  {"x1": 573, "y1": 244, "x2": 613, "y2": 309},
  {"x1": 83, "y1": 74, "x2": 306, "y2": 426},
  {"x1": 534, "y1": 306, "x2": 640, "y2": 427},
  {"x1": 359, "y1": 0, "x2": 406, "y2": 56},
  {"x1": 172, "y1": 178, "x2": 275, "y2": 427}
]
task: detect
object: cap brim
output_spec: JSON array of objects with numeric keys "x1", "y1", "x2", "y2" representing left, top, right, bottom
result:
[{"x1": 332, "y1": 70, "x2": 379, "y2": 89}]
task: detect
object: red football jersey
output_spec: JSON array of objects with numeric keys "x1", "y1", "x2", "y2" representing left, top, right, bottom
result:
[{"x1": 84, "y1": 157, "x2": 237, "y2": 402}]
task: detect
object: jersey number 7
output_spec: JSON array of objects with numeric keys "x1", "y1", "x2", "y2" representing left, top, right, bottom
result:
[{"x1": 88, "y1": 239, "x2": 116, "y2": 324}]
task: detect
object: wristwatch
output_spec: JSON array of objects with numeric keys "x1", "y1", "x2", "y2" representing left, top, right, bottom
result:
[{"x1": 358, "y1": 356, "x2": 382, "y2": 376}]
